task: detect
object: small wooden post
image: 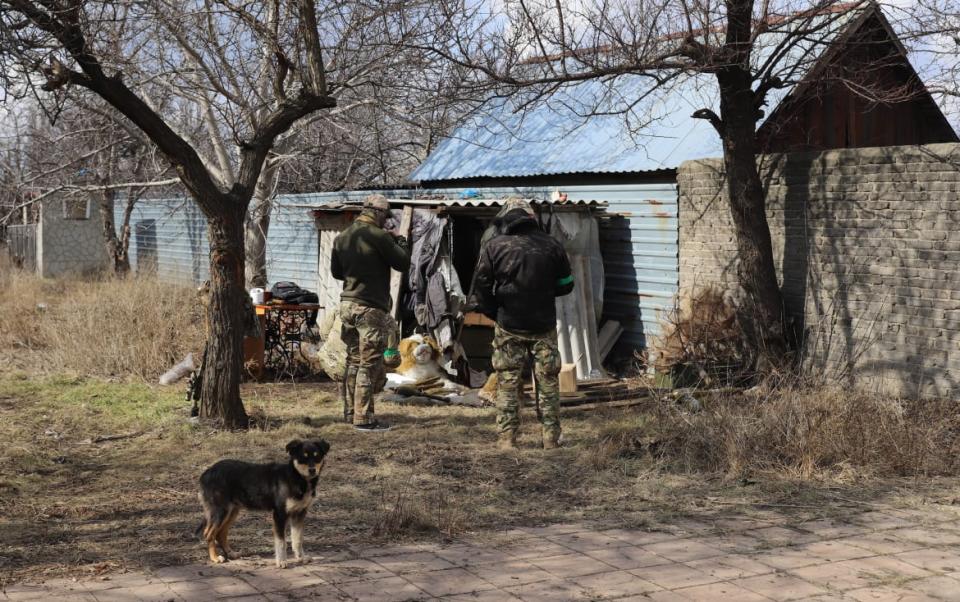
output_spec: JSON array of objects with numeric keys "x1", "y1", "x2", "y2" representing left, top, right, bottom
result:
[{"x1": 559, "y1": 364, "x2": 578, "y2": 394}]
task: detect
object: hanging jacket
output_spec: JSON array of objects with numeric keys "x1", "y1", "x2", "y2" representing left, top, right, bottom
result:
[{"x1": 473, "y1": 210, "x2": 574, "y2": 334}]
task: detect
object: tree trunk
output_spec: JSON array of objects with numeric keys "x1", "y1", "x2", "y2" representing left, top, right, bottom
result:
[
  {"x1": 117, "y1": 191, "x2": 137, "y2": 273},
  {"x1": 99, "y1": 188, "x2": 131, "y2": 275},
  {"x1": 244, "y1": 161, "x2": 278, "y2": 288},
  {"x1": 717, "y1": 69, "x2": 787, "y2": 363},
  {"x1": 200, "y1": 203, "x2": 249, "y2": 429}
]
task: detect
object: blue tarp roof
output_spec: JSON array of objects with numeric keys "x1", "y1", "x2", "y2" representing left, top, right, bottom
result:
[{"x1": 409, "y1": 6, "x2": 870, "y2": 182}]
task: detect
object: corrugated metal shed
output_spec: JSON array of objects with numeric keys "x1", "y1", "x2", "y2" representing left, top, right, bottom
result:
[
  {"x1": 124, "y1": 198, "x2": 208, "y2": 283},
  {"x1": 455, "y1": 184, "x2": 678, "y2": 352},
  {"x1": 122, "y1": 182, "x2": 677, "y2": 355}
]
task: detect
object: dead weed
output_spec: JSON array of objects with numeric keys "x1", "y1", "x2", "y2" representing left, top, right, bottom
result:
[
  {"x1": 648, "y1": 386, "x2": 960, "y2": 478},
  {"x1": 0, "y1": 268, "x2": 202, "y2": 380}
]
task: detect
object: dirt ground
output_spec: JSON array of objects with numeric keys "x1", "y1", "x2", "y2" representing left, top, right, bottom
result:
[{"x1": 1, "y1": 373, "x2": 959, "y2": 588}]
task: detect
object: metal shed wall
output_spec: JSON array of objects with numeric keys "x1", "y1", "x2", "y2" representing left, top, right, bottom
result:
[
  {"x1": 123, "y1": 199, "x2": 209, "y2": 283},
  {"x1": 121, "y1": 195, "x2": 357, "y2": 287},
  {"x1": 120, "y1": 182, "x2": 678, "y2": 352},
  {"x1": 588, "y1": 184, "x2": 679, "y2": 350}
]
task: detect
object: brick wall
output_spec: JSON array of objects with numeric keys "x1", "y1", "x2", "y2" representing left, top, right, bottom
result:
[{"x1": 678, "y1": 143, "x2": 960, "y2": 398}]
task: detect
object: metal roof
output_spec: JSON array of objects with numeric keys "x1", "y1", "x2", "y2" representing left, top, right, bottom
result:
[
  {"x1": 408, "y1": 6, "x2": 867, "y2": 182},
  {"x1": 308, "y1": 196, "x2": 607, "y2": 214}
]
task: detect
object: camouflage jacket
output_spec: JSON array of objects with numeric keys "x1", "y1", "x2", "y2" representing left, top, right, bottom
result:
[
  {"x1": 331, "y1": 214, "x2": 410, "y2": 312},
  {"x1": 474, "y1": 211, "x2": 574, "y2": 334}
]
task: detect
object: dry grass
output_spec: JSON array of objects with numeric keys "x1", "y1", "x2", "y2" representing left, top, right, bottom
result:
[
  {"x1": 372, "y1": 488, "x2": 466, "y2": 539},
  {"x1": 1, "y1": 373, "x2": 959, "y2": 586},
  {"x1": 1, "y1": 268, "x2": 959, "y2": 585},
  {"x1": 637, "y1": 387, "x2": 960, "y2": 479},
  {"x1": 0, "y1": 375, "x2": 665, "y2": 585},
  {"x1": 0, "y1": 262, "x2": 203, "y2": 380}
]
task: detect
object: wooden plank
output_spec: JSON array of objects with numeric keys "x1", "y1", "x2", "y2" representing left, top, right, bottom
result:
[
  {"x1": 598, "y1": 320, "x2": 624, "y2": 362},
  {"x1": 389, "y1": 205, "x2": 414, "y2": 319},
  {"x1": 560, "y1": 259, "x2": 587, "y2": 378},
  {"x1": 575, "y1": 256, "x2": 604, "y2": 376},
  {"x1": 528, "y1": 381, "x2": 644, "y2": 405},
  {"x1": 562, "y1": 398, "x2": 651, "y2": 413},
  {"x1": 577, "y1": 378, "x2": 620, "y2": 388},
  {"x1": 559, "y1": 387, "x2": 649, "y2": 406}
]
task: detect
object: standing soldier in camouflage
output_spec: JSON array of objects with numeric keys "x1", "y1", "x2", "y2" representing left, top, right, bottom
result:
[
  {"x1": 474, "y1": 203, "x2": 574, "y2": 449},
  {"x1": 331, "y1": 195, "x2": 410, "y2": 431}
]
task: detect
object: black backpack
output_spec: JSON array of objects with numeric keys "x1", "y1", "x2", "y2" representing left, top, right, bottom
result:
[
  {"x1": 271, "y1": 281, "x2": 305, "y2": 302},
  {"x1": 270, "y1": 281, "x2": 320, "y2": 325}
]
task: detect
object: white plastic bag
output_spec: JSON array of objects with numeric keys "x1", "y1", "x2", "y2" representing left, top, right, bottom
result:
[{"x1": 159, "y1": 353, "x2": 195, "y2": 385}]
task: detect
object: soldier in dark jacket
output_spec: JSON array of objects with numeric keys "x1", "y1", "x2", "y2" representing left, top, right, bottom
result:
[
  {"x1": 331, "y1": 195, "x2": 410, "y2": 431},
  {"x1": 474, "y1": 204, "x2": 574, "y2": 449}
]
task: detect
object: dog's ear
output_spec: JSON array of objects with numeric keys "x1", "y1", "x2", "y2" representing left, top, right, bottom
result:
[
  {"x1": 285, "y1": 439, "x2": 304, "y2": 457},
  {"x1": 398, "y1": 339, "x2": 413, "y2": 356},
  {"x1": 315, "y1": 439, "x2": 331, "y2": 457}
]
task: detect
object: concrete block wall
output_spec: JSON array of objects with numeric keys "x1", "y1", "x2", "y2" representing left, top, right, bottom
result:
[
  {"x1": 678, "y1": 143, "x2": 960, "y2": 398},
  {"x1": 37, "y1": 197, "x2": 109, "y2": 277}
]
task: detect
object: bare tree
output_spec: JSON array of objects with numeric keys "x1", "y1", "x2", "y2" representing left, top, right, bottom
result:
[
  {"x1": 0, "y1": 0, "x2": 438, "y2": 427},
  {"x1": 424, "y1": 0, "x2": 914, "y2": 365},
  {"x1": 242, "y1": 40, "x2": 471, "y2": 287},
  {"x1": 894, "y1": 0, "x2": 960, "y2": 129}
]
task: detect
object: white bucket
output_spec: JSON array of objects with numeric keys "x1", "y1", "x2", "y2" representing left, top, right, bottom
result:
[{"x1": 250, "y1": 287, "x2": 265, "y2": 305}]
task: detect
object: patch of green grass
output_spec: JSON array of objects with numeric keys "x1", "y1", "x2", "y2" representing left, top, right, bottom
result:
[
  {"x1": 0, "y1": 372, "x2": 61, "y2": 399},
  {"x1": 0, "y1": 374, "x2": 185, "y2": 429},
  {"x1": 53, "y1": 379, "x2": 181, "y2": 423}
]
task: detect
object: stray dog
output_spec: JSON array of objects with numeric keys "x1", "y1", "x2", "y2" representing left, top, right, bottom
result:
[
  {"x1": 395, "y1": 334, "x2": 460, "y2": 390},
  {"x1": 197, "y1": 439, "x2": 330, "y2": 567}
]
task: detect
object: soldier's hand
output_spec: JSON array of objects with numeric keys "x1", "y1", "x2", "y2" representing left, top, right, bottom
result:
[{"x1": 394, "y1": 235, "x2": 409, "y2": 251}]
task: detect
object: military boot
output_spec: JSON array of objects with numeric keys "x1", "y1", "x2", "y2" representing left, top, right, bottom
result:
[
  {"x1": 542, "y1": 428, "x2": 561, "y2": 450},
  {"x1": 497, "y1": 431, "x2": 517, "y2": 450}
]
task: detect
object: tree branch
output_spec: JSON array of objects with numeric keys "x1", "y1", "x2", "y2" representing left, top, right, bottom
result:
[
  {"x1": 298, "y1": 0, "x2": 327, "y2": 96},
  {"x1": 692, "y1": 108, "x2": 724, "y2": 134}
]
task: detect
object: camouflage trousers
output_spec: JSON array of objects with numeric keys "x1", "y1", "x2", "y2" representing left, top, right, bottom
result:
[
  {"x1": 491, "y1": 324, "x2": 561, "y2": 440},
  {"x1": 340, "y1": 301, "x2": 395, "y2": 425}
]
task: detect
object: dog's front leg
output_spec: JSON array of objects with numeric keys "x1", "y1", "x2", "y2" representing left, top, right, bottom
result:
[
  {"x1": 272, "y1": 510, "x2": 288, "y2": 568},
  {"x1": 290, "y1": 511, "x2": 307, "y2": 562}
]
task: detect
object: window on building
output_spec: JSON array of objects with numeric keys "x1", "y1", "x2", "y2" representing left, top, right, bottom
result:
[{"x1": 62, "y1": 198, "x2": 91, "y2": 220}]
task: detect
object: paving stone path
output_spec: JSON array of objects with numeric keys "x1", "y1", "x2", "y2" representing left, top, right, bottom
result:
[{"x1": 6, "y1": 507, "x2": 960, "y2": 601}]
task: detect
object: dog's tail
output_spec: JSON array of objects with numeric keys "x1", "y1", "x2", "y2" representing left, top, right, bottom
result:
[{"x1": 194, "y1": 518, "x2": 207, "y2": 540}]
